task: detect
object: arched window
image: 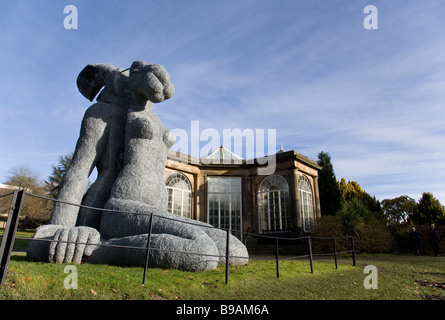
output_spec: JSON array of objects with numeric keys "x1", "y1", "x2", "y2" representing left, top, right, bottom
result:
[
  {"x1": 299, "y1": 175, "x2": 314, "y2": 232},
  {"x1": 165, "y1": 173, "x2": 192, "y2": 218},
  {"x1": 258, "y1": 175, "x2": 290, "y2": 232}
]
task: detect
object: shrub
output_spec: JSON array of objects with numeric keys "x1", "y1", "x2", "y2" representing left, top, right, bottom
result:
[
  {"x1": 312, "y1": 215, "x2": 344, "y2": 253},
  {"x1": 388, "y1": 223, "x2": 413, "y2": 253},
  {"x1": 353, "y1": 217, "x2": 392, "y2": 253},
  {"x1": 313, "y1": 203, "x2": 392, "y2": 254}
]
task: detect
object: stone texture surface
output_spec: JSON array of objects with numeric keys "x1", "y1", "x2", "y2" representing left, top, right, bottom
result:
[
  {"x1": 49, "y1": 65, "x2": 131, "y2": 229},
  {"x1": 27, "y1": 60, "x2": 249, "y2": 271},
  {"x1": 26, "y1": 225, "x2": 100, "y2": 263}
]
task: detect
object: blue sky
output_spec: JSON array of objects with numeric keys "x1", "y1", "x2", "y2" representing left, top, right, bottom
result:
[{"x1": 1, "y1": 0, "x2": 444, "y2": 205}]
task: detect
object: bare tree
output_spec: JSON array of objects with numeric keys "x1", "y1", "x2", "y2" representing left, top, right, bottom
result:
[{"x1": 3, "y1": 164, "x2": 52, "y2": 227}]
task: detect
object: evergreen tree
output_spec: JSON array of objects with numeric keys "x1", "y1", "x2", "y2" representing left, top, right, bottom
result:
[
  {"x1": 338, "y1": 178, "x2": 382, "y2": 218},
  {"x1": 317, "y1": 151, "x2": 342, "y2": 215},
  {"x1": 45, "y1": 152, "x2": 73, "y2": 199},
  {"x1": 413, "y1": 192, "x2": 445, "y2": 225}
]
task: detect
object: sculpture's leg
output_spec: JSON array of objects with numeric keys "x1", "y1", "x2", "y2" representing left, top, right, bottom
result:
[
  {"x1": 88, "y1": 229, "x2": 220, "y2": 271},
  {"x1": 101, "y1": 198, "x2": 249, "y2": 266}
]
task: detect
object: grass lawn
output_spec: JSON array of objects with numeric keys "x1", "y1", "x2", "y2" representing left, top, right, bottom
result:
[
  {"x1": 0, "y1": 228, "x2": 34, "y2": 251},
  {"x1": 1, "y1": 252, "x2": 444, "y2": 301}
]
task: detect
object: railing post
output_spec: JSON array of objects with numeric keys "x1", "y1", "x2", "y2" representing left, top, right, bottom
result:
[
  {"x1": 142, "y1": 213, "x2": 154, "y2": 285},
  {"x1": 0, "y1": 190, "x2": 25, "y2": 286},
  {"x1": 308, "y1": 236, "x2": 314, "y2": 274},
  {"x1": 350, "y1": 236, "x2": 356, "y2": 266},
  {"x1": 275, "y1": 237, "x2": 279, "y2": 278},
  {"x1": 333, "y1": 237, "x2": 338, "y2": 269},
  {"x1": 225, "y1": 227, "x2": 230, "y2": 284}
]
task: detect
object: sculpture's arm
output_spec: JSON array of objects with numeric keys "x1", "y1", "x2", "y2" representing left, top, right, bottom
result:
[{"x1": 49, "y1": 104, "x2": 109, "y2": 227}]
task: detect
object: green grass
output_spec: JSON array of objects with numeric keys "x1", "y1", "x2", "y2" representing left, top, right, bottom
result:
[
  {"x1": 0, "y1": 228, "x2": 34, "y2": 251},
  {"x1": 1, "y1": 253, "x2": 444, "y2": 300}
]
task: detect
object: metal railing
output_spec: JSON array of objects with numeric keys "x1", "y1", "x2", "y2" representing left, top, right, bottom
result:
[{"x1": 0, "y1": 190, "x2": 356, "y2": 287}]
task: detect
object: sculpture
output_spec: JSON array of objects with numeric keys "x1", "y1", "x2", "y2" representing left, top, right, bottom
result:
[{"x1": 27, "y1": 60, "x2": 249, "y2": 271}]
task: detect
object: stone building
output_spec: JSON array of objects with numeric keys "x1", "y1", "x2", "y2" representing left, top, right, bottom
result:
[{"x1": 164, "y1": 146, "x2": 321, "y2": 243}]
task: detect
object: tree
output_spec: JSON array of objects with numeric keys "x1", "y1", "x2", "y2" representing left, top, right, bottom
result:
[
  {"x1": 413, "y1": 192, "x2": 445, "y2": 225},
  {"x1": 45, "y1": 152, "x2": 73, "y2": 198},
  {"x1": 317, "y1": 151, "x2": 341, "y2": 216},
  {"x1": 338, "y1": 178, "x2": 382, "y2": 218},
  {"x1": 381, "y1": 195, "x2": 417, "y2": 226},
  {"x1": 5, "y1": 164, "x2": 40, "y2": 191},
  {"x1": 3, "y1": 164, "x2": 52, "y2": 224}
]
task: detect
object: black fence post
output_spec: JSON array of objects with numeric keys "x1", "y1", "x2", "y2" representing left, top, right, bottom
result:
[
  {"x1": 0, "y1": 190, "x2": 25, "y2": 287},
  {"x1": 225, "y1": 227, "x2": 230, "y2": 284},
  {"x1": 307, "y1": 236, "x2": 314, "y2": 274},
  {"x1": 275, "y1": 237, "x2": 279, "y2": 278},
  {"x1": 333, "y1": 237, "x2": 338, "y2": 269},
  {"x1": 350, "y1": 236, "x2": 356, "y2": 266},
  {"x1": 142, "y1": 213, "x2": 154, "y2": 285}
]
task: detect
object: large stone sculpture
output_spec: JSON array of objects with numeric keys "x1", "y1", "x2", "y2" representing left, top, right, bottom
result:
[{"x1": 27, "y1": 60, "x2": 249, "y2": 271}]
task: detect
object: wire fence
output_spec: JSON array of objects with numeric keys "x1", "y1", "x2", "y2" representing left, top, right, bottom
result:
[{"x1": 0, "y1": 190, "x2": 356, "y2": 287}]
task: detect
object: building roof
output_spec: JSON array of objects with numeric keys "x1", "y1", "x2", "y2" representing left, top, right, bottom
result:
[
  {"x1": 205, "y1": 146, "x2": 243, "y2": 161},
  {"x1": 167, "y1": 146, "x2": 321, "y2": 171}
]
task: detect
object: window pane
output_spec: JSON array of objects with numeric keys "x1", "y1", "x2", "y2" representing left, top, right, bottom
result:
[
  {"x1": 167, "y1": 188, "x2": 173, "y2": 213},
  {"x1": 208, "y1": 193, "x2": 218, "y2": 227},
  {"x1": 281, "y1": 191, "x2": 289, "y2": 229},
  {"x1": 220, "y1": 178, "x2": 229, "y2": 192}
]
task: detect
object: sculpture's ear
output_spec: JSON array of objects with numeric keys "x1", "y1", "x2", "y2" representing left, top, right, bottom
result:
[{"x1": 76, "y1": 63, "x2": 117, "y2": 101}]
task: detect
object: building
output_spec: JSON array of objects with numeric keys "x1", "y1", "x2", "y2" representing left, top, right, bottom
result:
[{"x1": 164, "y1": 146, "x2": 322, "y2": 243}]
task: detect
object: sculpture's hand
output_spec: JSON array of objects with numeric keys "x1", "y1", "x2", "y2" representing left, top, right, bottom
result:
[{"x1": 48, "y1": 226, "x2": 101, "y2": 264}]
